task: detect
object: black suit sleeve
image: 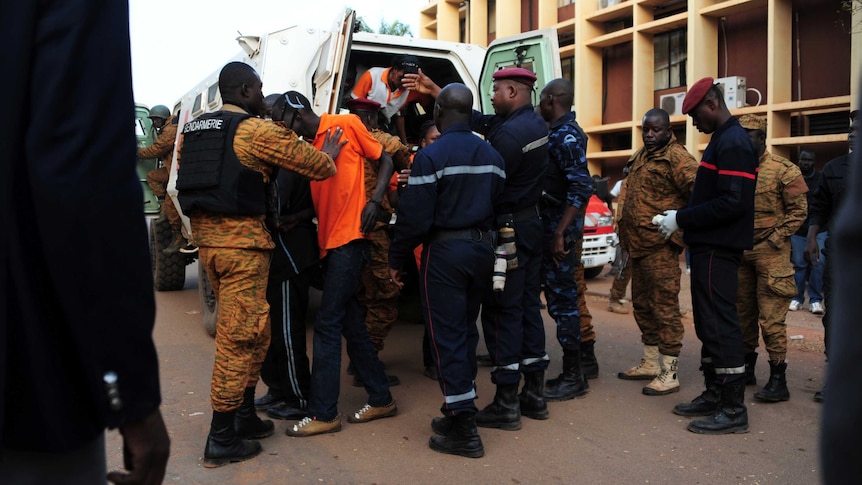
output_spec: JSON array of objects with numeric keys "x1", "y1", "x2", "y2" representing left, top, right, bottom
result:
[{"x1": 1, "y1": 0, "x2": 162, "y2": 452}]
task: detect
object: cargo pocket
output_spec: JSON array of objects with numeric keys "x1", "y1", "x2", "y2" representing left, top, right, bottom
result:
[{"x1": 767, "y1": 268, "x2": 797, "y2": 299}]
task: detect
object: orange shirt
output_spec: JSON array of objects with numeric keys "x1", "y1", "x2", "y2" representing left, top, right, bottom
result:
[
  {"x1": 187, "y1": 105, "x2": 336, "y2": 250},
  {"x1": 310, "y1": 113, "x2": 383, "y2": 257},
  {"x1": 352, "y1": 67, "x2": 430, "y2": 115}
]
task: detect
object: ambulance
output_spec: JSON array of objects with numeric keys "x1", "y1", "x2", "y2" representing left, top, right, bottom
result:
[{"x1": 157, "y1": 8, "x2": 616, "y2": 334}]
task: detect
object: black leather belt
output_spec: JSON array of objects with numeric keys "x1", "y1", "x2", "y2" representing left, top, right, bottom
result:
[
  {"x1": 512, "y1": 205, "x2": 540, "y2": 222},
  {"x1": 429, "y1": 228, "x2": 493, "y2": 244}
]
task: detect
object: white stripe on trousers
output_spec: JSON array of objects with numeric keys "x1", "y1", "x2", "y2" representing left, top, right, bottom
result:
[{"x1": 279, "y1": 279, "x2": 307, "y2": 408}]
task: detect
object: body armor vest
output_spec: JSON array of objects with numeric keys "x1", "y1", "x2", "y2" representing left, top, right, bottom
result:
[{"x1": 176, "y1": 111, "x2": 266, "y2": 216}]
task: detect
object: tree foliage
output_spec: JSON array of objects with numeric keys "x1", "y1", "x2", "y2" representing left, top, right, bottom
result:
[{"x1": 378, "y1": 19, "x2": 413, "y2": 37}]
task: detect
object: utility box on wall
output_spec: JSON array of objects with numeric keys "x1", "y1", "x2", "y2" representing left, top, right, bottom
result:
[{"x1": 715, "y1": 76, "x2": 747, "y2": 109}]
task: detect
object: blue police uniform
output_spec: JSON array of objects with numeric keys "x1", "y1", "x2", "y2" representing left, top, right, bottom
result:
[
  {"x1": 540, "y1": 112, "x2": 593, "y2": 351},
  {"x1": 471, "y1": 104, "x2": 550, "y2": 385},
  {"x1": 389, "y1": 123, "x2": 506, "y2": 417}
]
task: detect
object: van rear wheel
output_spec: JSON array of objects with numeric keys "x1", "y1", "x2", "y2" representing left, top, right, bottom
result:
[{"x1": 149, "y1": 216, "x2": 186, "y2": 291}]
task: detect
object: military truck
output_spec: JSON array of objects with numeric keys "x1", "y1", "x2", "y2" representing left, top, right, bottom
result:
[
  {"x1": 135, "y1": 103, "x2": 161, "y2": 214},
  {"x1": 138, "y1": 104, "x2": 201, "y2": 296},
  {"x1": 164, "y1": 8, "x2": 569, "y2": 335}
]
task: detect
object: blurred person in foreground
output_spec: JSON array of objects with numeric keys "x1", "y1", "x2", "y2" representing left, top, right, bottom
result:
[
  {"x1": 1, "y1": 0, "x2": 169, "y2": 483},
  {"x1": 820, "y1": 107, "x2": 862, "y2": 483}
]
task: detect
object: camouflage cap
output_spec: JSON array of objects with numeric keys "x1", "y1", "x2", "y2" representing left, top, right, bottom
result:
[{"x1": 738, "y1": 114, "x2": 766, "y2": 132}]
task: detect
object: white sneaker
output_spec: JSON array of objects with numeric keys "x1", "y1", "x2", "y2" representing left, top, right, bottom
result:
[
  {"x1": 789, "y1": 300, "x2": 802, "y2": 312},
  {"x1": 810, "y1": 301, "x2": 825, "y2": 315}
]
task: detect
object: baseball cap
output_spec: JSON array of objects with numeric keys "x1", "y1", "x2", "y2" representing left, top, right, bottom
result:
[{"x1": 738, "y1": 114, "x2": 766, "y2": 132}]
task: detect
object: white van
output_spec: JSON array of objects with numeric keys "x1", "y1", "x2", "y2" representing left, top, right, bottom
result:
[{"x1": 159, "y1": 9, "x2": 613, "y2": 334}]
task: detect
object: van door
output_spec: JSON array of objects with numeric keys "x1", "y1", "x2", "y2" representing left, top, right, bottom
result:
[
  {"x1": 478, "y1": 29, "x2": 561, "y2": 114},
  {"x1": 312, "y1": 9, "x2": 355, "y2": 115}
]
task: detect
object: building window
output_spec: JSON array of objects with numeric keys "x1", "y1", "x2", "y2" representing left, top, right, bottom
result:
[
  {"x1": 654, "y1": 29, "x2": 686, "y2": 90},
  {"x1": 488, "y1": 0, "x2": 496, "y2": 35},
  {"x1": 561, "y1": 56, "x2": 574, "y2": 84},
  {"x1": 558, "y1": 0, "x2": 574, "y2": 6}
]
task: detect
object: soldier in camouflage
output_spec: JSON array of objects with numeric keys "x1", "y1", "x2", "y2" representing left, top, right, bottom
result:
[
  {"x1": 573, "y1": 228, "x2": 600, "y2": 379},
  {"x1": 737, "y1": 114, "x2": 808, "y2": 402},
  {"x1": 138, "y1": 106, "x2": 189, "y2": 254},
  {"x1": 537, "y1": 79, "x2": 594, "y2": 403},
  {"x1": 176, "y1": 63, "x2": 340, "y2": 466},
  {"x1": 616, "y1": 109, "x2": 697, "y2": 396},
  {"x1": 608, "y1": 171, "x2": 632, "y2": 314}
]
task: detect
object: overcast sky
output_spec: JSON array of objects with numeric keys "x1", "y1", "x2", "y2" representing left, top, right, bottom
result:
[{"x1": 129, "y1": 0, "x2": 429, "y2": 108}]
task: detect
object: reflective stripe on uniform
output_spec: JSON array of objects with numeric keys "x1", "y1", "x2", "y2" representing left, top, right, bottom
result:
[
  {"x1": 522, "y1": 135, "x2": 549, "y2": 153},
  {"x1": 409, "y1": 164, "x2": 507, "y2": 186},
  {"x1": 715, "y1": 365, "x2": 746, "y2": 375},
  {"x1": 492, "y1": 362, "x2": 520, "y2": 372},
  {"x1": 521, "y1": 354, "x2": 550, "y2": 366},
  {"x1": 445, "y1": 388, "x2": 478, "y2": 404}
]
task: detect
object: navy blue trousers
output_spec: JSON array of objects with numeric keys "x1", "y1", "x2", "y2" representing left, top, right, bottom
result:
[
  {"x1": 481, "y1": 216, "x2": 548, "y2": 385},
  {"x1": 689, "y1": 246, "x2": 745, "y2": 385},
  {"x1": 422, "y1": 239, "x2": 494, "y2": 416}
]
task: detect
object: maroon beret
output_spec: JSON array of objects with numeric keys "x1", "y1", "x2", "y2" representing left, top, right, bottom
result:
[
  {"x1": 493, "y1": 67, "x2": 537, "y2": 87},
  {"x1": 345, "y1": 97, "x2": 381, "y2": 113},
  {"x1": 682, "y1": 77, "x2": 715, "y2": 115}
]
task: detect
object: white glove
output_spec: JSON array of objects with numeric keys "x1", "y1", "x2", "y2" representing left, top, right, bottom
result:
[{"x1": 657, "y1": 210, "x2": 679, "y2": 239}]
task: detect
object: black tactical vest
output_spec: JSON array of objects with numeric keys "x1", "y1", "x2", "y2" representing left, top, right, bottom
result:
[{"x1": 176, "y1": 111, "x2": 266, "y2": 216}]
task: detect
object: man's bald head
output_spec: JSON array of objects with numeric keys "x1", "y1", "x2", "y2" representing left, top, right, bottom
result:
[
  {"x1": 433, "y1": 83, "x2": 473, "y2": 131},
  {"x1": 542, "y1": 78, "x2": 573, "y2": 108}
]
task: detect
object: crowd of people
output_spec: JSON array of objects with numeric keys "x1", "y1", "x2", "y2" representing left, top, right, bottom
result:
[
  {"x1": 165, "y1": 59, "x2": 858, "y2": 465},
  {"x1": 3, "y1": 1, "x2": 860, "y2": 479}
]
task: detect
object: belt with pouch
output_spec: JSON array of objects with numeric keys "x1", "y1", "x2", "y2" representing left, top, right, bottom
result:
[
  {"x1": 429, "y1": 227, "x2": 494, "y2": 245},
  {"x1": 513, "y1": 205, "x2": 540, "y2": 222}
]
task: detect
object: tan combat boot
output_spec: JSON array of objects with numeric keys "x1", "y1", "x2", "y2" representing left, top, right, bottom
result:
[
  {"x1": 643, "y1": 354, "x2": 680, "y2": 395},
  {"x1": 608, "y1": 299, "x2": 630, "y2": 314},
  {"x1": 617, "y1": 345, "x2": 660, "y2": 380}
]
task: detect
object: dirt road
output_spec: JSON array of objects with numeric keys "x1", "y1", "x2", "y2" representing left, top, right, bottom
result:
[{"x1": 108, "y1": 263, "x2": 825, "y2": 484}]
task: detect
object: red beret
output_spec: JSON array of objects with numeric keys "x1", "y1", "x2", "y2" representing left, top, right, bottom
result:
[
  {"x1": 345, "y1": 97, "x2": 381, "y2": 113},
  {"x1": 493, "y1": 67, "x2": 537, "y2": 86},
  {"x1": 682, "y1": 77, "x2": 715, "y2": 115}
]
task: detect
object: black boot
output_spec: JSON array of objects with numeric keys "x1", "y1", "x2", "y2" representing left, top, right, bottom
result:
[
  {"x1": 580, "y1": 340, "x2": 599, "y2": 380},
  {"x1": 235, "y1": 387, "x2": 274, "y2": 439},
  {"x1": 204, "y1": 410, "x2": 262, "y2": 468},
  {"x1": 475, "y1": 383, "x2": 521, "y2": 430},
  {"x1": 429, "y1": 413, "x2": 484, "y2": 458},
  {"x1": 544, "y1": 350, "x2": 589, "y2": 402},
  {"x1": 431, "y1": 415, "x2": 454, "y2": 436},
  {"x1": 754, "y1": 361, "x2": 790, "y2": 402},
  {"x1": 519, "y1": 371, "x2": 549, "y2": 420},
  {"x1": 673, "y1": 364, "x2": 719, "y2": 416},
  {"x1": 744, "y1": 352, "x2": 758, "y2": 386},
  {"x1": 687, "y1": 382, "x2": 750, "y2": 435}
]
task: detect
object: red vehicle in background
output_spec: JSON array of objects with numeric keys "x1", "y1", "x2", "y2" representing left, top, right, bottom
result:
[{"x1": 581, "y1": 195, "x2": 616, "y2": 278}]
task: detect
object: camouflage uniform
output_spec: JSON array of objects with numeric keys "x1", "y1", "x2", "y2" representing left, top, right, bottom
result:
[
  {"x1": 358, "y1": 129, "x2": 412, "y2": 351},
  {"x1": 738, "y1": 151, "x2": 808, "y2": 363},
  {"x1": 139, "y1": 118, "x2": 181, "y2": 230},
  {"x1": 609, "y1": 179, "x2": 632, "y2": 304},
  {"x1": 184, "y1": 106, "x2": 336, "y2": 412},
  {"x1": 573, "y1": 233, "x2": 594, "y2": 342},
  {"x1": 618, "y1": 134, "x2": 697, "y2": 356}
]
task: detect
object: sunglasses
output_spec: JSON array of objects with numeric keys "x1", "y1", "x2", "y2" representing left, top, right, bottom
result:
[{"x1": 281, "y1": 93, "x2": 307, "y2": 129}]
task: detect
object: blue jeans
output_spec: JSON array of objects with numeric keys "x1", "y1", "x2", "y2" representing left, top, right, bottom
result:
[
  {"x1": 308, "y1": 240, "x2": 391, "y2": 421},
  {"x1": 790, "y1": 232, "x2": 826, "y2": 304}
]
